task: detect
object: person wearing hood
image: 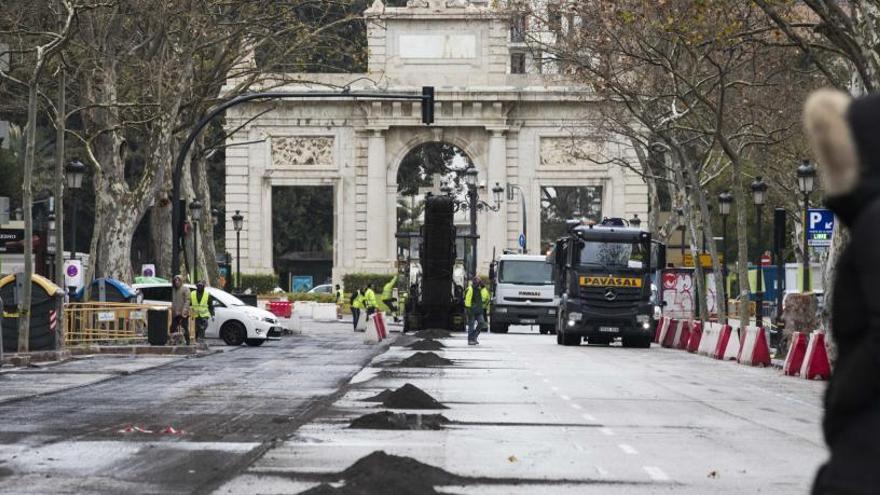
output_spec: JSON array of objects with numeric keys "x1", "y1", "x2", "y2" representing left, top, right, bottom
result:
[
  {"x1": 804, "y1": 89, "x2": 880, "y2": 494},
  {"x1": 171, "y1": 275, "x2": 191, "y2": 345}
]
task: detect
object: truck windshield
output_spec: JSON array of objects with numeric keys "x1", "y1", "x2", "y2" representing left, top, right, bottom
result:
[
  {"x1": 578, "y1": 241, "x2": 646, "y2": 269},
  {"x1": 499, "y1": 260, "x2": 553, "y2": 285}
]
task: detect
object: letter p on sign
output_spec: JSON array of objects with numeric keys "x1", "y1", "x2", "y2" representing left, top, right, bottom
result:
[{"x1": 809, "y1": 211, "x2": 823, "y2": 230}]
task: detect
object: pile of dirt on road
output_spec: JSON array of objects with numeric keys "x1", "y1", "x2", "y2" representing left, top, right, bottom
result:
[
  {"x1": 299, "y1": 451, "x2": 462, "y2": 494},
  {"x1": 361, "y1": 389, "x2": 393, "y2": 402},
  {"x1": 408, "y1": 339, "x2": 445, "y2": 351},
  {"x1": 349, "y1": 411, "x2": 449, "y2": 430},
  {"x1": 381, "y1": 383, "x2": 448, "y2": 409},
  {"x1": 413, "y1": 328, "x2": 452, "y2": 339},
  {"x1": 395, "y1": 352, "x2": 452, "y2": 368}
]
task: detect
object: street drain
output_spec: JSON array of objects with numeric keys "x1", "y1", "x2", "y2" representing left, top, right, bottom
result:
[
  {"x1": 299, "y1": 451, "x2": 462, "y2": 495},
  {"x1": 408, "y1": 339, "x2": 445, "y2": 351},
  {"x1": 381, "y1": 383, "x2": 448, "y2": 409},
  {"x1": 349, "y1": 411, "x2": 449, "y2": 430},
  {"x1": 413, "y1": 328, "x2": 452, "y2": 339},
  {"x1": 395, "y1": 352, "x2": 452, "y2": 368}
]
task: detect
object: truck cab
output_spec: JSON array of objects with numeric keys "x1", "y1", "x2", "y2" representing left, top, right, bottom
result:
[
  {"x1": 550, "y1": 221, "x2": 657, "y2": 348},
  {"x1": 489, "y1": 254, "x2": 558, "y2": 334}
]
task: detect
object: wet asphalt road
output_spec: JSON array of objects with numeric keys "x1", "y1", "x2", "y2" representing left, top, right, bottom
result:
[{"x1": 0, "y1": 322, "x2": 388, "y2": 494}]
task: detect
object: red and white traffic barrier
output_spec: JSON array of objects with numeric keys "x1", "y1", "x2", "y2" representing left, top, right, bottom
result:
[
  {"x1": 657, "y1": 318, "x2": 673, "y2": 345},
  {"x1": 673, "y1": 320, "x2": 692, "y2": 350},
  {"x1": 686, "y1": 321, "x2": 702, "y2": 353},
  {"x1": 698, "y1": 322, "x2": 722, "y2": 356},
  {"x1": 783, "y1": 332, "x2": 808, "y2": 376},
  {"x1": 713, "y1": 323, "x2": 740, "y2": 360},
  {"x1": 737, "y1": 326, "x2": 771, "y2": 367},
  {"x1": 364, "y1": 314, "x2": 382, "y2": 344},
  {"x1": 375, "y1": 311, "x2": 388, "y2": 339},
  {"x1": 654, "y1": 317, "x2": 669, "y2": 343},
  {"x1": 662, "y1": 319, "x2": 680, "y2": 348},
  {"x1": 800, "y1": 331, "x2": 831, "y2": 380}
]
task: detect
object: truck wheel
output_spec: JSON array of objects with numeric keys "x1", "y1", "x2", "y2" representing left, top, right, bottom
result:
[
  {"x1": 539, "y1": 324, "x2": 554, "y2": 335},
  {"x1": 490, "y1": 322, "x2": 508, "y2": 334},
  {"x1": 622, "y1": 335, "x2": 652, "y2": 348},
  {"x1": 556, "y1": 330, "x2": 563, "y2": 345},
  {"x1": 562, "y1": 332, "x2": 581, "y2": 346}
]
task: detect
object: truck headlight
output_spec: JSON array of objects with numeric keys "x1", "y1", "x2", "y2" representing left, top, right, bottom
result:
[
  {"x1": 636, "y1": 314, "x2": 650, "y2": 323},
  {"x1": 642, "y1": 322, "x2": 651, "y2": 330},
  {"x1": 569, "y1": 312, "x2": 582, "y2": 322}
]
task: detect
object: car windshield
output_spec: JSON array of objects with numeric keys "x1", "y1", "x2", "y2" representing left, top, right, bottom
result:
[
  {"x1": 499, "y1": 260, "x2": 553, "y2": 285},
  {"x1": 578, "y1": 241, "x2": 646, "y2": 269},
  {"x1": 207, "y1": 288, "x2": 248, "y2": 307}
]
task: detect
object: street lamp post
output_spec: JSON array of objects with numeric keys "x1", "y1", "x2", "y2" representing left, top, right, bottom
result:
[
  {"x1": 718, "y1": 191, "x2": 733, "y2": 322},
  {"x1": 65, "y1": 159, "x2": 86, "y2": 260},
  {"x1": 751, "y1": 177, "x2": 768, "y2": 329},
  {"x1": 232, "y1": 210, "x2": 243, "y2": 291},
  {"x1": 189, "y1": 200, "x2": 203, "y2": 282},
  {"x1": 464, "y1": 167, "x2": 479, "y2": 279},
  {"x1": 796, "y1": 159, "x2": 816, "y2": 293}
]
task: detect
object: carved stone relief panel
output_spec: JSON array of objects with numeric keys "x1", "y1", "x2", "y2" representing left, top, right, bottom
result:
[{"x1": 271, "y1": 136, "x2": 334, "y2": 168}]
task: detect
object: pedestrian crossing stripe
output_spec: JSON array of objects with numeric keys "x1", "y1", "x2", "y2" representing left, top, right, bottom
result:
[{"x1": 579, "y1": 276, "x2": 643, "y2": 288}]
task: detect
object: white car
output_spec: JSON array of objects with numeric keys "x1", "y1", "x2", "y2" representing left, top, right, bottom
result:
[
  {"x1": 133, "y1": 283, "x2": 283, "y2": 346},
  {"x1": 307, "y1": 284, "x2": 333, "y2": 294}
]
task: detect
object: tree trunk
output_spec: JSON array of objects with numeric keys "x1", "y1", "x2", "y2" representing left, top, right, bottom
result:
[
  {"x1": 732, "y1": 164, "x2": 751, "y2": 329},
  {"x1": 821, "y1": 220, "x2": 848, "y2": 364},
  {"x1": 18, "y1": 80, "x2": 39, "y2": 353},
  {"x1": 193, "y1": 155, "x2": 219, "y2": 284}
]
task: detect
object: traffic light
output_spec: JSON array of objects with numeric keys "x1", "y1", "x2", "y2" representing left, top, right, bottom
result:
[{"x1": 421, "y1": 86, "x2": 435, "y2": 125}]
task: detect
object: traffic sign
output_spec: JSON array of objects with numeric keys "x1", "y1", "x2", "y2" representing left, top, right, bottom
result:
[
  {"x1": 807, "y1": 208, "x2": 834, "y2": 247},
  {"x1": 518, "y1": 233, "x2": 526, "y2": 249}
]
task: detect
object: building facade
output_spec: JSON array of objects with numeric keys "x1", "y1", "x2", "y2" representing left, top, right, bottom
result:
[{"x1": 224, "y1": 0, "x2": 648, "y2": 282}]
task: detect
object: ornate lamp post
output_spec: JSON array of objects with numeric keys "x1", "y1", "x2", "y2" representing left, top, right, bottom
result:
[
  {"x1": 189, "y1": 199, "x2": 203, "y2": 282},
  {"x1": 444, "y1": 166, "x2": 502, "y2": 279},
  {"x1": 232, "y1": 210, "x2": 243, "y2": 291},
  {"x1": 796, "y1": 160, "x2": 817, "y2": 292},
  {"x1": 750, "y1": 176, "x2": 768, "y2": 328},
  {"x1": 65, "y1": 159, "x2": 86, "y2": 260}
]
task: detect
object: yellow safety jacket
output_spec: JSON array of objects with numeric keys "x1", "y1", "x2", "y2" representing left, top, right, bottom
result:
[
  {"x1": 364, "y1": 288, "x2": 377, "y2": 308},
  {"x1": 352, "y1": 293, "x2": 365, "y2": 310},
  {"x1": 335, "y1": 289, "x2": 343, "y2": 303},
  {"x1": 481, "y1": 287, "x2": 491, "y2": 311},
  {"x1": 190, "y1": 290, "x2": 211, "y2": 318},
  {"x1": 464, "y1": 285, "x2": 474, "y2": 308},
  {"x1": 381, "y1": 275, "x2": 397, "y2": 300}
]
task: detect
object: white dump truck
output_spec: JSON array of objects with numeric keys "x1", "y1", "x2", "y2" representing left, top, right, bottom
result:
[{"x1": 488, "y1": 254, "x2": 558, "y2": 334}]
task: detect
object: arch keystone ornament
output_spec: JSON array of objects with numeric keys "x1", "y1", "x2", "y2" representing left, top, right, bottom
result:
[{"x1": 223, "y1": 3, "x2": 649, "y2": 282}]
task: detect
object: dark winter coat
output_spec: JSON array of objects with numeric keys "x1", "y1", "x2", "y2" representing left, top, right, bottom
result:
[{"x1": 811, "y1": 92, "x2": 880, "y2": 495}]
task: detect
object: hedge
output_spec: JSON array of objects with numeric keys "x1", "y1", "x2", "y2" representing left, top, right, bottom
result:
[
  {"x1": 240, "y1": 273, "x2": 279, "y2": 294},
  {"x1": 287, "y1": 292, "x2": 336, "y2": 303},
  {"x1": 342, "y1": 272, "x2": 398, "y2": 292}
]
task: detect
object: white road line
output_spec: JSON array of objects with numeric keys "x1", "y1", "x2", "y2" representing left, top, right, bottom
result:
[
  {"x1": 560, "y1": 394, "x2": 571, "y2": 401},
  {"x1": 599, "y1": 427, "x2": 614, "y2": 436},
  {"x1": 618, "y1": 444, "x2": 638, "y2": 455},
  {"x1": 571, "y1": 403, "x2": 582, "y2": 410},
  {"x1": 596, "y1": 466, "x2": 610, "y2": 478},
  {"x1": 581, "y1": 413, "x2": 596, "y2": 421},
  {"x1": 643, "y1": 466, "x2": 670, "y2": 481}
]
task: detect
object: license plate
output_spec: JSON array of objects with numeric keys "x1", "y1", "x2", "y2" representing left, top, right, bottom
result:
[
  {"x1": 599, "y1": 326, "x2": 619, "y2": 333},
  {"x1": 521, "y1": 319, "x2": 536, "y2": 324}
]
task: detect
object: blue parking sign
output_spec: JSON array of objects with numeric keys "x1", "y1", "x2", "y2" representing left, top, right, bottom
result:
[
  {"x1": 518, "y1": 233, "x2": 526, "y2": 249},
  {"x1": 807, "y1": 208, "x2": 834, "y2": 247}
]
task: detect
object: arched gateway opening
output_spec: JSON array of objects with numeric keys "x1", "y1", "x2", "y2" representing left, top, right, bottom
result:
[{"x1": 395, "y1": 142, "x2": 475, "y2": 270}]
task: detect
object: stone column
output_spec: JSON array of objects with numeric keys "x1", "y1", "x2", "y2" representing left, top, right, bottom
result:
[
  {"x1": 366, "y1": 129, "x2": 388, "y2": 262},
  {"x1": 487, "y1": 129, "x2": 508, "y2": 261}
]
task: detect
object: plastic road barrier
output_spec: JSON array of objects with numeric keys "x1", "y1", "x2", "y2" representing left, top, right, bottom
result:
[{"x1": 783, "y1": 332, "x2": 808, "y2": 376}]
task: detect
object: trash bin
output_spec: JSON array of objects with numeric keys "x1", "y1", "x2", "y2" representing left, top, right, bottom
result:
[{"x1": 147, "y1": 309, "x2": 169, "y2": 346}]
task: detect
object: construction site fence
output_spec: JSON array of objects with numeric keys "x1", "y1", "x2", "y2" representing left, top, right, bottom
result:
[{"x1": 63, "y1": 302, "x2": 194, "y2": 347}]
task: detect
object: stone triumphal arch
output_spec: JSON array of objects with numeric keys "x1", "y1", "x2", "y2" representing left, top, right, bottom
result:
[{"x1": 223, "y1": 0, "x2": 648, "y2": 282}]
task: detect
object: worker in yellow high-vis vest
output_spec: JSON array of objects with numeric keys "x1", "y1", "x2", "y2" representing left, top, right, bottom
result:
[
  {"x1": 364, "y1": 283, "x2": 378, "y2": 317},
  {"x1": 350, "y1": 289, "x2": 365, "y2": 332},
  {"x1": 464, "y1": 277, "x2": 486, "y2": 345},
  {"x1": 190, "y1": 280, "x2": 213, "y2": 344}
]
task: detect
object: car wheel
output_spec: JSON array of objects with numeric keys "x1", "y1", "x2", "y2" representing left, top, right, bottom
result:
[
  {"x1": 562, "y1": 332, "x2": 581, "y2": 346},
  {"x1": 245, "y1": 338, "x2": 266, "y2": 347},
  {"x1": 221, "y1": 321, "x2": 246, "y2": 346}
]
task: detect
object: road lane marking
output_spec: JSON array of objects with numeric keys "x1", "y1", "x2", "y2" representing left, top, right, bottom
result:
[
  {"x1": 599, "y1": 427, "x2": 614, "y2": 436},
  {"x1": 643, "y1": 466, "x2": 670, "y2": 481},
  {"x1": 596, "y1": 466, "x2": 610, "y2": 478},
  {"x1": 571, "y1": 403, "x2": 582, "y2": 410},
  {"x1": 560, "y1": 394, "x2": 571, "y2": 401},
  {"x1": 581, "y1": 413, "x2": 596, "y2": 421},
  {"x1": 618, "y1": 444, "x2": 638, "y2": 455}
]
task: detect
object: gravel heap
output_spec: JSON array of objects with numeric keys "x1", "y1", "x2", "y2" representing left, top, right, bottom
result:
[
  {"x1": 381, "y1": 383, "x2": 448, "y2": 410},
  {"x1": 413, "y1": 328, "x2": 452, "y2": 339},
  {"x1": 407, "y1": 339, "x2": 445, "y2": 351},
  {"x1": 395, "y1": 352, "x2": 452, "y2": 368},
  {"x1": 348, "y1": 411, "x2": 449, "y2": 430}
]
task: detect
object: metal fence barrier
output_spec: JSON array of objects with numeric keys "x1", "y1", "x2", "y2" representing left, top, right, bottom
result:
[{"x1": 64, "y1": 302, "x2": 194, "y2": 346}]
